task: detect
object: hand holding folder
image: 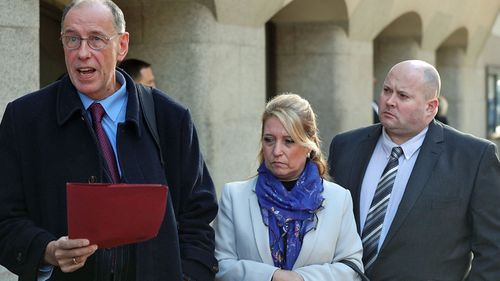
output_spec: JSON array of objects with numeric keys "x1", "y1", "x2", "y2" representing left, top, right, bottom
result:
[{"x1": 66, "y1": 183, "x2": 168, "y2": 248}]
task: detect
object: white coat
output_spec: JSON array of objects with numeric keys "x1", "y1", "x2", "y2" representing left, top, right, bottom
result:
[{"x1": 214, "y1": 177, "x2": 363, "y2": 281}]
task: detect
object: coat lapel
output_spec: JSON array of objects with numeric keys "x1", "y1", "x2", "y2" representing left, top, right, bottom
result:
[
  {"x1": 249, "y1": 186, "x2": 274, "y2": 265},
  {"x1": 293, "y1": 194, "x2": 326, "y2": 268},
  {"x1": 380, "y1": 121, "x2": 444, "y2": 250},
  {"x1": 351, "y1": 126, "x2": 382, "y2": 228}
]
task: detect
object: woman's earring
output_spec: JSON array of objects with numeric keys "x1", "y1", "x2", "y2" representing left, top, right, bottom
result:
[{"x1": 309, "y1": 151, "x2": 315, "y2": 159}]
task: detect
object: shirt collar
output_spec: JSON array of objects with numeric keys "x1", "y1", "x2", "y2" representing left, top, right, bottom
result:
[
  {"x1": 381, "y1": 126, "x2": 428, "y2": 160},
  {"x1": 78, "y1": 71, "x2": 127, "y2": 122}
]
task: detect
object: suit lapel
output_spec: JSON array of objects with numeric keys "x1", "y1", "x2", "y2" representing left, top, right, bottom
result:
[
  {"x1": 249, "y1": 188, "x2": 274, "y2": 264},
  {"x1": 351, "y1": 126, "x2": 382, "y2": 228},
  {"x1": 380, "y1": 121, "x2": 444, "y2": 251}
]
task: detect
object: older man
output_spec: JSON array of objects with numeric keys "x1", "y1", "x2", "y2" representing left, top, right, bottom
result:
[
  {"x1": 0, "y1": 1, "x2": 217, "y2": 280},
  {"x1": 329, "y1": 60, "x2": 500, "y2": 280}
]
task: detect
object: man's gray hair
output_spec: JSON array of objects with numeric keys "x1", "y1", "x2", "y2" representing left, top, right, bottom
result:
[{"x1": 61, "y1": 0, "x2": 126, "y2": 33}]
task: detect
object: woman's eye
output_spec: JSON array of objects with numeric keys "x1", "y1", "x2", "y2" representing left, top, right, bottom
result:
[{"x1": 263, "y1": 137, "x2": 274, "y2": 144}]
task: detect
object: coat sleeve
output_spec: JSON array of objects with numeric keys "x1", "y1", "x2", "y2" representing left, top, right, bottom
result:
[
  {"x1": 0, "y1": 103, "x2": 55, "y2": 279},
  {"x1": 174, "y1": 108, "x2": 219, "y2": 280},
  {"x1": 293, "y1": 190, "x2": 363, "y2": 281},
  {"x1": 214, "y1": 184, "x2": 278, "y2": 281},
  {"x1": 467, "y1": 142, "x2": 500, "y2": 280}
]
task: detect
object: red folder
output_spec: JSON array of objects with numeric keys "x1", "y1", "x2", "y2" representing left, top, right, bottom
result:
[{"x1": 66, "y1": 183, "x2": 168, "y2": 248}]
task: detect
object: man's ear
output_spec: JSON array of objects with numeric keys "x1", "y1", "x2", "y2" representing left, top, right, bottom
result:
[
  {"x1": 426, "y1": 97, "x2": 439, "y2": 115},
  {"x1": 117, "y1": 32, "x2": 129, "y2": 60}
]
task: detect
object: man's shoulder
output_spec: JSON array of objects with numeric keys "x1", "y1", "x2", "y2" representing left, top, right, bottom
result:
[
  {"x1": 149, "y1": 88, "x2": 188, "y2": 113},
  {"x1": 12, "y1": 80, "x2": 60, "y2": 105},
  {"x1": 333, "y1": 124, "x2": 381, "y2": 142},
  {"x1": 7, "y1": 81, "x2": 62, "y2": 119},
  {"x1": 439, "y1": 123, "x2": 495, "y2": 149}
]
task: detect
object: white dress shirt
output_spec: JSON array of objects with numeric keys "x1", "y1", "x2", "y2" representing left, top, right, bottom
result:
[{"x1": 359, "y1": 127, "x2": 427, "y2": 251}]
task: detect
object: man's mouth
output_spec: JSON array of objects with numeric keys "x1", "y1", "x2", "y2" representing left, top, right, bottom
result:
[
  {"x1": 77, "y1": 67, "x2": 96, "y2": 75},
  {"x1": 382, "y1": 111, "x2": 396, "y2": 118}
]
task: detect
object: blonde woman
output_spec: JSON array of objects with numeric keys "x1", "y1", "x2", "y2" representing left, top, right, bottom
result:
[{"x1": 214, "y1": 94, "x2": 363, "y2": 281}]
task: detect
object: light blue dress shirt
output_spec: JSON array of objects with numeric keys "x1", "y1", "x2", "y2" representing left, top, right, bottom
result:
[
  {"x1": 359, "y1": 127, "x2": 428, "y2": 251},
  {"x1": 78, "y1": 71, "x2": 128, "y2": 175},
  {"x1": 37, "y1": 71, "x2": 128, "y2": 281}
]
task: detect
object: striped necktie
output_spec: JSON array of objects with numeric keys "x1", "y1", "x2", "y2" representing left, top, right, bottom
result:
[
  {"x1": 361, "y1": 146, "x2": 403, "y2": 270},
  {"x1": 89, "y1": 103, "x2": 120, "y2": 183}
]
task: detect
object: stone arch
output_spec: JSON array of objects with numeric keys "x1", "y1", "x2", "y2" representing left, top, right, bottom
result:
[
  {"x1": 267, "y1": 0, "x2": 368, "y2": 150},
  {"x1": 266, "y1": 0, "x2": 350, "y2": 99},
  {"x1": 437, "y1": 27, "x2": 468, "y2": 52},
  {"x1": 214, "y1": 0, "x2": 292, "y2": 26},
  {"x1": 373, "y1": 11, "x2": 423, "y2": 99},
  {"x1": 436, "y1": 27, "x2": 469, "y2": 128},
  {"x1": 271, "y1": 0, "x2": 348, "y2": 31}
]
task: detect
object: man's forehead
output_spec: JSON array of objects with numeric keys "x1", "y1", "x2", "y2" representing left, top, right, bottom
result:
[
  {"x1": 62, "y1": 3, "x2": 114, "y2": 33},
  {"x1": 387, "y1": 66, "x2": 422, "y2": 82},
  {"x1": 384, "y1": 69, "x2": 424, "y2": 91}
]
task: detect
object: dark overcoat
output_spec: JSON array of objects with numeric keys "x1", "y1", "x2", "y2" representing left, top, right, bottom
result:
[{"x1": 0, "y1": 70, "x2": 218, "y2": 281}]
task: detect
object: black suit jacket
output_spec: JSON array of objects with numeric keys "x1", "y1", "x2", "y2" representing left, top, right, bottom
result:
[
  {"x1": 328, "y1": 121, "x2": 500, "y2": 281},
  {"x1": 0, "y1": 70, "x2": 218, "y2": 281}
]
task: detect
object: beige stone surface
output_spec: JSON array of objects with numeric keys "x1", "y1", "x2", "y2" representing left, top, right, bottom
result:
[
  {"x1": 119, "y1": 0, "x2": 265, "y2": 190},
  {"x1": 0, "y1": 0, "x2": 39, "y2": 119},
  {"x1": 1, "y1": 3, "x2": 500, "y2": 277}
]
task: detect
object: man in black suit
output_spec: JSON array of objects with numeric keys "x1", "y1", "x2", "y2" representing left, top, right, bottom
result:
[
  {"x1": 329, "y1": 60, "x2": 500, "y2": 280},
  {"x1": 0, "y1": 0, "x2": 217, "y2": 280}
]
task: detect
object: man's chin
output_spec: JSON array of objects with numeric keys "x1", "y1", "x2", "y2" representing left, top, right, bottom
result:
[{"x1": 73, "y1": 84, "x2": 100, "y2": 99}]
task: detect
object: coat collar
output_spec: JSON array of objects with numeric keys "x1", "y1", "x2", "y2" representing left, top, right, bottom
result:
[
  {"x1": 56, "y1": 69, "x2": 142, "y2": 137},
  {"x1": 293, "y1": 191, "x2": 326, "y2": 268}
]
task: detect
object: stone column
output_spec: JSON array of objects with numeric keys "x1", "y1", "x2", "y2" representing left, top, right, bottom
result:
[
  {"x1": 0, "y1": 3, "x2": 38, "y2": 280},
  {"x1": 437, "y1": 47, "x2": 483, "y2": 135},
  {"x1": 118, "y1": 0, "x2": 266, "y2": 191},
  {"x1": 273, "y1": 22, "x2": 373, "y2": 154},
  {"x1": 0, "y1": 1, "x2": 39, "y2": 120},
  {"x1": 373, "y1": 37, "x2": 420, "y2": 100},
  {"x1": 0, "y1": 1, "x2": 38, "y2": 279}
]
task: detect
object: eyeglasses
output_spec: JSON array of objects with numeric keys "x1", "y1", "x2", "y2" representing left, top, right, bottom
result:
[{"x1": 60, "y1": 33, "x2": 121, "y2": 50}]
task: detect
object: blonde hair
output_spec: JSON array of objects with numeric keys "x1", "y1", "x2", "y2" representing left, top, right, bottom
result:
[{"x1": 258, "y1": 93, "x2": 329, "y2": 179}]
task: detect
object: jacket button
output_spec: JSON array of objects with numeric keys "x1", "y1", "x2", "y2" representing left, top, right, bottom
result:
[
  {"x1": 88, "y1": 176, "x2": 97, "y2": 183},
  {"x1": 212, "y1": 264, "x2": 219, "y2": 273},
  {"x1": 16, "y1": 252, "x2": 23, "y2": 263}
]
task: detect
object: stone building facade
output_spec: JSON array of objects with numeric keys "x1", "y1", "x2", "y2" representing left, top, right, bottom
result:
[{"x1": 1, "y1": 0, "x2": 500, "y2": 278}]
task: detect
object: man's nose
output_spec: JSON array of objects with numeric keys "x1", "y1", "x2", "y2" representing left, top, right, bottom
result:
[
  {"x1": 77, "y1": 40, "x2": 92, "y2": 59},
  {"x1": 385, "y1": 93, "x2": 397, "y2": 106}
]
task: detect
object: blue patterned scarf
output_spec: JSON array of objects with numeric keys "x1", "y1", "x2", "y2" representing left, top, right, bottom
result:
[{"x1": 256, "y1": 159, "x2": 324, "y2": 270}]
